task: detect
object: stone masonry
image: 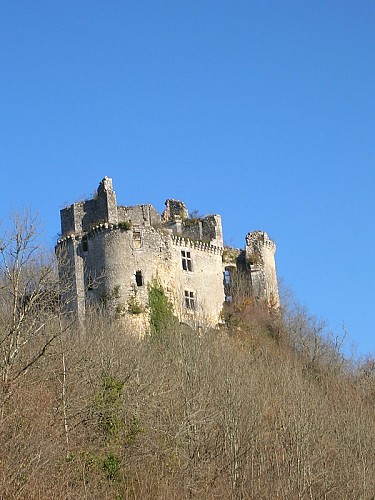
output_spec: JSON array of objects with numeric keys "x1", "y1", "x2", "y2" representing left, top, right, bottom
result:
[{"x1": 56, "y1": 177, "x2": 279, "y2": 327}]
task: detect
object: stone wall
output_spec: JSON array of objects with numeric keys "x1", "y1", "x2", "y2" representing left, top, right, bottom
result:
[
  {"x1": 117, "y1": 205, "x2": 161, "y2": 227},
  {"x1": 168, "y1": 236, "x2": 224, "y2": 325},
  {"x1": 60, "y1": 177, "x2": 118, "y2": 235},
  {"x1": 68, "y1": 224, "x2": 225, "y2": 326},
  {"x1": 245, "y1": 231, "x2": 279, "y2": 307},
  {"x1": 56, "y1": 176, "x2": 279, "y2": 328},
  {"x1": 163, "y1": 199, "x2": 188, "y2": 221}
]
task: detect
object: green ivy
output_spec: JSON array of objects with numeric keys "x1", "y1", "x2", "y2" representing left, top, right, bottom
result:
[{"x1": 148, "y1": 279, "x2": 177, "y2": 337}]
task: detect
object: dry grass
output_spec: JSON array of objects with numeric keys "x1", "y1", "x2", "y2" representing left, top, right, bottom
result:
[{"x1": 0, "y1": 304, "x2": 374, "y2": 500}]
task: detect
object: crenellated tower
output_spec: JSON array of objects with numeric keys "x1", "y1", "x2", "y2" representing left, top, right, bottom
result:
[
  {"x1": 245, "y1": 231, "x2": 279, "y2": 308},
  {"x1": 56, "y1": 177, "x2": 279, "y2": 328}
]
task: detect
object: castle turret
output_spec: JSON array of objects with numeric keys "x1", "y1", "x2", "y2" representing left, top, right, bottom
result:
[
  {"x1": 96, "y1": 176, "x2": 118, "y2": 226},
  {"x1": 57, "y1": 176, "x2": 118, "y2": 323},
  {"x1": 245, "y1": 231, "x2": 279, "y2": 308},
  {"x1": 57, "y1": 177, "x2": 279, "y2": 329},
  {"x1": 60, "y1": 177, "x2": 118, "y2": 236}
]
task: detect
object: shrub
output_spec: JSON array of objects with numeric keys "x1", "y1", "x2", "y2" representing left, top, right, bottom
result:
[
  {"x1": 102, "y1": 453, "x2": 121, "y2": 481},
  {"x1": 117, "y1": 221, "x2": 132, "y2": 231},
  {"x1": 127, "y1": 297, "x2": 144, "y2": 315},
  {"x1": 95, "y1": 371, "x2": 125, "y2": 440},
  {"x1": 148, "y1": 279, "x2": 177, "y2": 337}
]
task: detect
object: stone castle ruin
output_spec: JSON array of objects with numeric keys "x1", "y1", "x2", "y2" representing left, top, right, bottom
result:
[{"x1": 56, "y1": 177, "x2": 279, "y2": 327}]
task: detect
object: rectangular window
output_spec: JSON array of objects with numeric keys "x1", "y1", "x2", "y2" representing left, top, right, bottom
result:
[
  {"x1": 184, "y1": 290, "x2": 195, "y2": 309},
  {"x1": 82, "y1": 236, "x2": 88, "y2": 252},
  {"x1": 181, "y1": 250, "x2": 192, "y2": 271},
  {"x1": 135, "y1": 270, "x2": 143, "y2": 287},
  {"x1": 223, "y1": 269, "x2": 231, "y2": 286},
  {"x1": 133, "y1": 230, "x2": 142, "y2": 249}
]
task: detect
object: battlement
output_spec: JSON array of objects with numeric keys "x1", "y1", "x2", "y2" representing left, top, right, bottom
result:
[
  {"x1": 60, "y1": 177, "x2": 223, "y2": 247},
  {"x1": 57, "y1": 220, "x2": 133, "y2": 245},
  {"x1": 60, "y1": 177, "x2": 118, "y2": 236},
  {"x1": 57, "y1": 177, "x2": 279, "y2": 326},
  {"x1": 171, "y1": 235, "x2": 223, "y2": 255},
  {"x1": 246, "y1": 231, "x2": 276, "y2": 253}
]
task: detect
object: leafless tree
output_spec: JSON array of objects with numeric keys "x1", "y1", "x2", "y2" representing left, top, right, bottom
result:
[
  {"x1": 1, "y1": 216, "x2": 374, "y2": 497},
  {"x1": 0, "y1": 211, "x2": 62, "y2": 419}
]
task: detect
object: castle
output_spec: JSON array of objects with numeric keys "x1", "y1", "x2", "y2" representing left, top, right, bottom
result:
[{"x1": 56, "y1": 177, "x2": 279, "y2": 327}]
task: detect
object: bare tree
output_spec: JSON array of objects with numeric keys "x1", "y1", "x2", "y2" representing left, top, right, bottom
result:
[{"x1": 0, "y1": 210, "x2": 61, "y2": 418}]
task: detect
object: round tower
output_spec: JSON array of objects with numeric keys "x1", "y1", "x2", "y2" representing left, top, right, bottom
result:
[{"x1": 245, "y1": 231, "x2": 279, "y2": 308}]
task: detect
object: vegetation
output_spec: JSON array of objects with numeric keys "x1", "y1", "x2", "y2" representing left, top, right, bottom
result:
[
  {"x1": 148, "y1": 279, "x2": 177, "y2": 337},
  {"x1": 0, "y1": 212, "x2": 375, "y2": 499},
  {"x1": 246, "y1": 251, "x2": 261, "y2": 265},
  {"x1": 222, "y1": 247, "x2": 240, "y2": 264},
  {"x1": 117, "y1": 220, "x2": 132, "y2": 231},
  {"x1": 127, "y1": 297, "x2": 144, "y2": 315}
]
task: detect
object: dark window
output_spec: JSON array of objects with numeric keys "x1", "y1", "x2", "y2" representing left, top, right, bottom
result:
[
  {"x1": 181, "y1": 250, "x2": 192, "y2": 271},
  {"x1": 82, "y1": 236, "x2": 88, "y2": 252},
  {"x1": 184, "y1": 290, "x2": 195, "y2": 309},
  {"x1": 135, "y1": 270, "x2": 143, "y2": 287}
]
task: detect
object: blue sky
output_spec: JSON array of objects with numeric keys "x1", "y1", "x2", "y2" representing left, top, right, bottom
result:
[{"x1": 1, "y1": 1, "x2": 374, "y2": 356}]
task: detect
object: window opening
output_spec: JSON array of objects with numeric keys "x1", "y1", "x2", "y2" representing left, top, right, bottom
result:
[
  {"x1": 82, "y1": 236, "x2": 88, "y2": 252},
  {"x1": 224, "y1": 267, "x2": 233, "y2": 303},
  {"x1": 135, "y1": 270, "x2": 143, "y2": 287},
  {"x1": 133, "y1": 230, "x2": 142, "y2": 249},
  {"x1": 223, "y1": 269, "x2": 231, "y2": 286},
  {"x1": 184, "y1": 290, "x2": 195, "y2": 309},
  {"x1": 181, "y1": 250, "x2": 192, "y2": 271}
]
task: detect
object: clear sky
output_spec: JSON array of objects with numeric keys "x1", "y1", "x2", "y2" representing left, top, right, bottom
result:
[{"x1": 1, "y1": 1, "x2": 374, "y2": 357}]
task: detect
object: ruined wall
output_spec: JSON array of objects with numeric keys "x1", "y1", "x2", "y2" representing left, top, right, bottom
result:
[
  {"x1": 201, "y1": 215, "x2": 223, "y2": 247},
  {"x1": 60, "y1": 177, "x2": 118, "y2": 236},
  {"x1": 75, "y1": 224, "x2": 224, "y2": 326},
  {"x1": 56, "y1": 236, "x2": 86, "y2": 323},
  {"x1": 57, "y1": 176, "x2": 279, "y2": 329},
  {"x1": 80, "y1": 225, "x2": 171, "y2": 314},
  {"x1": 163, "y1": 199, "x2": 188, "y2": 221},
  {"x1": 245, "y1": 231, "x2": 279, "y2": 307},
  {"x1": 166, "y1": 214, "x2": 224, "y2": 247},
  {"x1": 117, "y1": 205, "x2": 161, "y2": 227},
  {"x1": 60, "y1": 205, "x2": 76, "y2": 235}
]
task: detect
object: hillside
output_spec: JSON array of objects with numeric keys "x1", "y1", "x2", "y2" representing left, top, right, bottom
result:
[{"x1": 1, "y1": 214, "x2": 375, "y2": 499}]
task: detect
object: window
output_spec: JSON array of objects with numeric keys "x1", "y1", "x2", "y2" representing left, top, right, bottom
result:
[
  {"x1": 82, "y1": 236, "x2": 88, "y2": 252},
  {"x1": 224, "y1": 267, "x2": 233, "y2": 303},
  {"x1": 133, "y1": 230, "x2": 142, "y2": 249},
  {"x1": 181, "y1": 250, "x2": 192, "y2": 271},
  {"x1": 184, "y1": 290, "x2": 195, "y2": 309},
  {"x1": 223, "y1": 269, "x2": 231, "y2": 286},
  {"x1": 135, "y1": 270, "x2": 143, "y2": 287}
]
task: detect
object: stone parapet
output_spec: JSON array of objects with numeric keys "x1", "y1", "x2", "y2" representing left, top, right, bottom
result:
[{"x1": 171, "y1": 235, "x2": 223, "y2": 256}]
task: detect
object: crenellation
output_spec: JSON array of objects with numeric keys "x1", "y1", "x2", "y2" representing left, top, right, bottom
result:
[{"x1": 56, "y1": 177, "x2": 279, "y2": 327}]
